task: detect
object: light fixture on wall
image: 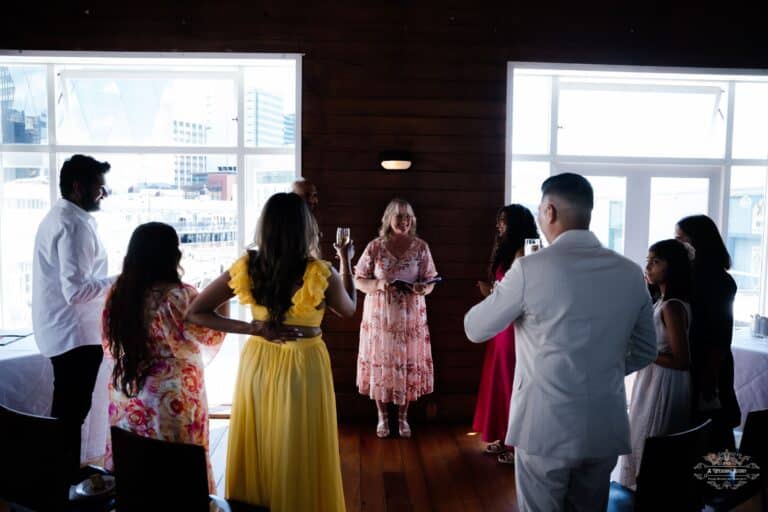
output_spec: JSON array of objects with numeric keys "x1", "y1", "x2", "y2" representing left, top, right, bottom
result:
[{"x1": 379, "y1": 150, "x2": 412, "y2": 170}]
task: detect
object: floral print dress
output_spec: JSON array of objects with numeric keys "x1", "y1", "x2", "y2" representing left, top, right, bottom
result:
[
  {"x1": 355, "y1": 237, "x2": 437, "y2": 405},
  {"x1": 102, "y1": 284, "x2": 225, "y2": 492}
]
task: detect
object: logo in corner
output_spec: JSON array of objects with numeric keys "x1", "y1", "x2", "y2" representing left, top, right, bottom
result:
[{"x1": 693, "y1": 450, "x2": 761, "y2": 490}]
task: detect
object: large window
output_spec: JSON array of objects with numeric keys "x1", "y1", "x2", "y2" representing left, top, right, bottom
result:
[
  {"x1": 0, "y1": 52, "x2": 301, "y2": 404},
  {"x1": 508, "y1": 64, "x2": 768, "y2": 326}
]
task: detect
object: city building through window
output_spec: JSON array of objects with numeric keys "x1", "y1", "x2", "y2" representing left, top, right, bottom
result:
[
  {"x1": 0, "y1": 51, "x2": 301, "y2": 405},
  {"x1": 507, "y1": 63, "x2": 768, "y2": 326}
]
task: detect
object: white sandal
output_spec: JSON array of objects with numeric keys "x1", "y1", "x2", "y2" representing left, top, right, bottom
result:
[
  {"x1": 398, "y1": 413, "x2": 411, "y2": 438},
  {"x1": 376, "y1": 414, "x2": 389, "y2": 438}
]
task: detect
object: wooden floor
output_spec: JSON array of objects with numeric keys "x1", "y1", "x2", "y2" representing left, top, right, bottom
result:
[
  {"x1": 209, "y1": 420, "x2": 763, "y2": 512},
  {"x1": 210, "y1": 420, "x2": 518, "y2": 511}
]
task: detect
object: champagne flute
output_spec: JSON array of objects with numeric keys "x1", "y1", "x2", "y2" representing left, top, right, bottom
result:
[
  {"x1": 336, "y1": 227, "x2": 350, "y2": 246},
  {"x1": 524, "y1": 238, "x2": 542, "y2": 256}
]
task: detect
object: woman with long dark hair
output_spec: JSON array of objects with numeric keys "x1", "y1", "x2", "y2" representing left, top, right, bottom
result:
[
  {"x1": 676, "y1": 214, "x2": 741, "y2": 448},
  {"x1": 186, "y1": 192, "x2": 356, "y2": 511},
  {"x1": 472, "y1": 204, "x2": 538, "y2": 463},
  {"x1": 102, "y1": 222, "x2": 225, "y2": 491},
  {"x1": 619, "y1": 239, "x2": 693, "y2": 489}
]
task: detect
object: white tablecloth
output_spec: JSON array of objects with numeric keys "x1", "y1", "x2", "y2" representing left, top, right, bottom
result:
[
  {"x1": 0, "y1": 333, "x2": 111, "y2": 464},
  {"x1": 732, "y1": 328, "x2": 768, "y2": 427}
]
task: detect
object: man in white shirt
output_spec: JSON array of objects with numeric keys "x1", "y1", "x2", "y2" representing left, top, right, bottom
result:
[
  {"x1": 32, "y1": 154, "x2": 114, "y2": 481},
  {"x1": 464, "y1": 173, "x2": 657, "y2": 511}
]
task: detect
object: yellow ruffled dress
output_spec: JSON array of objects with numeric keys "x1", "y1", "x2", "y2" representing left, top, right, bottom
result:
[{"x1": 225, "y1": 255, "x2": 346, "y2": 511}]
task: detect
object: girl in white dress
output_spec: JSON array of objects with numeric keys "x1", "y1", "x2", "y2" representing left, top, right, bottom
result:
[{"x1": 619, "y1": 239, "x2": 694, "y2": 489}]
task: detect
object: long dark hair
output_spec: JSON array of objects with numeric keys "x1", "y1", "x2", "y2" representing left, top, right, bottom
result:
[
  {"x1": 677, "y1": 215, "x2": 732, "y2": 271},
  {"x1": 647, "y1": 239, "x2": 693, "y2": 303},
  {"x1": 489, "y1": 204, "x2": 539, "y2": 281},
  {"x1": 248, "y1": 192, "x2": 319, "y2": 324},
  {"x1": 105, "y1": 222, "x2": 182, "y2": 397}
]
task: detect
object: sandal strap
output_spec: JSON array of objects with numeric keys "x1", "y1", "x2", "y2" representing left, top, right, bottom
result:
[
  {"x1": 497, "y1": 451, "x2": 515, "y2": 464},
  {"x1": 485, "y1": 441, "x2": 507, "y2": 454}
]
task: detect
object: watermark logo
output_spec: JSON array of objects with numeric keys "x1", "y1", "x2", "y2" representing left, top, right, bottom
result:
[{"x1": 693, "y1": 450, "x2": 761, "y2": 490}]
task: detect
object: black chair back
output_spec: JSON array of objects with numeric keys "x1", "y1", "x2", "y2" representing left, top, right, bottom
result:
[
  {"x1": 0, "y1": 404, "x2": 70, "y2": 511},
  {"x1": 737, "y1": 408, "x2": 768, "y2": 501},
  {"x1": 635, "y1": 418, "x2": 712, "y2": 511},
  {"x1": 110, "y1": 426, "x2": 210, "y2": 512},
  {"x1": 740, "y1": 408, "x2": 768, "y2": 473}
]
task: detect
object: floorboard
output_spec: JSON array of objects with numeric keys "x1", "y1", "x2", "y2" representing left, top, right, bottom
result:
[{"x1": 208, "y1": 422, "x2": 764, "y2": 511}]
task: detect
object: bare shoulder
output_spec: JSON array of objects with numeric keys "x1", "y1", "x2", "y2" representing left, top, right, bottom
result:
[{"x1": 161, "y1": 282, "x2": 196, "y2": 303}]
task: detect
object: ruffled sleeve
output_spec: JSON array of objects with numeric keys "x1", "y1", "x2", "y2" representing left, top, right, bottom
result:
[
  {"x1": 292, "y1": 259, "x2": 332, "y2": 316},
  {"x1": 354, "y1": 239, "x2": 378, "y2": 279},
  {"x1": 418, "y1": 239, "x2": 438, "y2": 281},
  {"x1": 164, "y1": 284, "x2": 226, "y2": 366},
  {"x1": 228, "y1": 253, "x2": 256, "y2": 306}
]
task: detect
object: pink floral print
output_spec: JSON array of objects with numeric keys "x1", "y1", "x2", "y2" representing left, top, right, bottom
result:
[
  {"x1": 355, "y1": 237, "x2": 437, "y2": 405},
  {"x1": 102, "y1": 284, "x2": 225, "y2": 492}
]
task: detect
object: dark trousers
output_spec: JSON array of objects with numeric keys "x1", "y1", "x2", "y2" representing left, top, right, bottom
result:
[{"x1": 49, "y1": 345, "x2": 104, "y2": 482}]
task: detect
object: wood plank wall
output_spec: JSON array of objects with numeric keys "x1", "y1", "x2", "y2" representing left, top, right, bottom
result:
[{"x1": 4, "y1": 1, "x2": 766, "y2": 421}]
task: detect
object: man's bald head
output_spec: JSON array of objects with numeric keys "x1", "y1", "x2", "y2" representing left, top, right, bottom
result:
[{"x1": 292, "y1": 180, "x2": 318, "y2": 212}]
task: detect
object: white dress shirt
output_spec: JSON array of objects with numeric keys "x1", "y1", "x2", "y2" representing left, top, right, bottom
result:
[
  {"x1": 32, "y1": 198, "x2": 115, "y2": 358},
  {"x1": 464, "y1": 230, "x2": 657, "y2": 459}
]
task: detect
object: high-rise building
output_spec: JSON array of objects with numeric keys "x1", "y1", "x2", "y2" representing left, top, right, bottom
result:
[
  {"x1": 0, "y1": 67, "x2": 46, "y2": 144},
  {"x1": 283, "y1": 113, "x2": 296, "y2": 145},
  {"x1": 0, "y1": 67, "x2": 14, "y2": 112},
  {"x1": 245, "y1": 90, "x2": 284, "y2": 146},
  {"x1": 172, "y1": 120, "x2": 209, "y2": 187},
  {"x1": 206, "y1": 171, "x2": 237, "y2": 201}
]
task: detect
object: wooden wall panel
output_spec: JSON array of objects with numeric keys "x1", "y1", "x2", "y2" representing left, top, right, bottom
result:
[{"x1": 3, "y1": 1, "x2": 766, "y2": 421}]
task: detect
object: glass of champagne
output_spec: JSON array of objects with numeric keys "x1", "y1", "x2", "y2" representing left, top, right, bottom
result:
[
  {"x1": 336, "y1": 227, "x2": 350, "y2": 246},
  {"x1": 524, "y1": 238, "x2": 542, "y2": 256}
]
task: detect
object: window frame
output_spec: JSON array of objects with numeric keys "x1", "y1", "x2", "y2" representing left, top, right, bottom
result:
[
  {"x1": 0, "y1": 50, "x2": 303, "y2": 257},
  {"x1": 0, "y1": 51, "x2": 302, "y2": 407},
  {"x1": 507, "y1": 62, "x2": 768, "y2": 318}
]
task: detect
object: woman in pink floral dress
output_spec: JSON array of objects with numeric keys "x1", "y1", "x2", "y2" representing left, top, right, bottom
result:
[
  {"x1": 354, "y1": 198, "x2": 438, "y2": 438},
  {"x1": 102, "y1": 222, "x2": 225, "y2": 491}
]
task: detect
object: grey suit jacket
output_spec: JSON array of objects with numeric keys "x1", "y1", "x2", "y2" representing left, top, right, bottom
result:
[{"x1": 464, "y1": 230, "x2": 657, "y2": 459}]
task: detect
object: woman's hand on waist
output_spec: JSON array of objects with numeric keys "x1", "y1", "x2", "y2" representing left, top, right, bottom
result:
[{"x1": 249, "y1": 320, "x2": 321, "y2": 342}]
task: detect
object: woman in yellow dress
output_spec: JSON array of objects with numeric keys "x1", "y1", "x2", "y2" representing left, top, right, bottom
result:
[{"x1": 187, "y1": 192, "x2": 357, "y2": 511}]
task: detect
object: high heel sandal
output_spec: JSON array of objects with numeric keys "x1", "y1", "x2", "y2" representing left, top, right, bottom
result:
[
  {"x1": 484, "y1": 440, "x2": 507, "y2": 455},
  {"x1": 497, "y1": 449, "x2": 515, "y2": 464},
  {"x1": 376, "y1": 413, "x2": 390, "y2": 438},
  {"x1": 398, "y1": 412, "x2": 411, "y2": 438}
]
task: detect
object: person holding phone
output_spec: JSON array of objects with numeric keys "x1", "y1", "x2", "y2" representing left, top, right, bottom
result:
[{"x1": 354, "y1": 198, "x2": 438, "y2": 438}]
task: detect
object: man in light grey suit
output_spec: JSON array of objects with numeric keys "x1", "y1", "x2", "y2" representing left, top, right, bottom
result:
[{"x1": 464, "y1": 173, "x2": 657, "y2": 511}]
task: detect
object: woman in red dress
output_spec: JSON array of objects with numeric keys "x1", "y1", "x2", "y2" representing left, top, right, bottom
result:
[{"x1": 472, "y1": 204, "x2": 539, "y2": 463}]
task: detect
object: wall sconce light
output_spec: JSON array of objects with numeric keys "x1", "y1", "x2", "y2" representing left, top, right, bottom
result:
[{"x1": 379, "y1": 150, "x2": 412, "y2": 170}]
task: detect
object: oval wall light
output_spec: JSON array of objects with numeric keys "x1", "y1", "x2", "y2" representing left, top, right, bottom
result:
[{"x1": 379, "y1": 150, "x2": 412, "y2": 170}]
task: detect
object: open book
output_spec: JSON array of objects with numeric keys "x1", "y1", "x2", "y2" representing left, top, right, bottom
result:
[{"x1": 390, "y1": 276, "x2": 442, "y2": 291}]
